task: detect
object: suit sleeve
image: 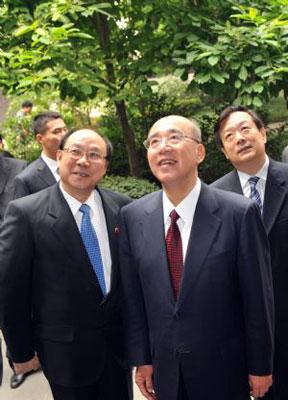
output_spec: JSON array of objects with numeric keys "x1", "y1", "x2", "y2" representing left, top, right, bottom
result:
[
  {"x1": 119, "y1": 208, "x2": 152, "y2": 366},
  {"x1": 0, "y1": 201, "x2": 35, "y2": 362},
  {"x1": 238, "y1": 203, "x2": 274, "y2": 375}
]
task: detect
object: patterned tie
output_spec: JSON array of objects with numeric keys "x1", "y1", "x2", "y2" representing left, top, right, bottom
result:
[
  {"x1": 248, "y1": 176, "x2": 262, "y2": 211},
  {"x1": 79, "y1": 204, "x2": 106, "y2": 295},
  {"x1": 166, "y1": 209, "x2": 183, "y2": 300}
]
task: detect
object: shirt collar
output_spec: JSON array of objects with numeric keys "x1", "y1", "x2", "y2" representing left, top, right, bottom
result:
[
  {"x1": 237, "y1": 154, "x2": 269, "y2": 188},
  {"x1": 59, "y1": 184, "x2": 98, "y2": 217},
  {"x1": 163, "y1": 178, "x2": 201, "y2": 225},
  {"x1": 41, "y1": 152, "x2": 58, "y2": 173}
]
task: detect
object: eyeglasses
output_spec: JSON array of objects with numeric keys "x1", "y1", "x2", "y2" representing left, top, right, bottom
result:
[
  {"x1": 63, "y1": 147, "x2": 108, "y2": 162},
  {"x1": 143, "y1": 132, "x2": 201, "y2": 150}
]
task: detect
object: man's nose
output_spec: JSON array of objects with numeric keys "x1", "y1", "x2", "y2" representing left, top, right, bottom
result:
[
  {"x1": 158, "y1": 137, "x2": 171, "y2": 150},
  {"x1": 77, "y1": 153, "x2": 90, "y2": 164},
  {"x1": 235, "y1": 130, "x2": 245, "y2": 143}
]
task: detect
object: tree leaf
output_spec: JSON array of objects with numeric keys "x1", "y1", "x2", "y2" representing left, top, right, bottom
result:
[
  {"x1": 253, "y1": 96, "x2": 263, "y2": 107},
  {"x1": 14, "y1": 23, "x2": 38, "y2": 37},
  {"x1": 211, "y1": 71, "x2": 225, "y2": 83},
  {"x1": 235, "y1": 80, "x2": 241, "y2": 89},
  {"x1": 208, "y1": 56, "x2": 219, "y2": 66},
  {"x1": 239, "y1": 65, "x2": 248, "y2": 81}
]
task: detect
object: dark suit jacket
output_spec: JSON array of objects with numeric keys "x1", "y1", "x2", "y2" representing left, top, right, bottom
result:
[
  {"x1": 13, "y1": 156, "x2": 56, "y2": 198},
  {"x1": 0, "y1": 155, "x2": 27, "y2": 222},
  {"x1": 0, "y1": 184, "x2": 131, "y2": 387},
  {"x1": 0, "y1": 337, "x2": 2, "y2": 386},
  {"x1": 212, "y1": 158, "x2": 288, "y2": 347},
  {"x1": 119, "y1": 183, "x2": 274, "y2": 400}
]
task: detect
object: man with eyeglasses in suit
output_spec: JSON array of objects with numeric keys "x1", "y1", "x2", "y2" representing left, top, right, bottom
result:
[
  {"x1": 119, "y1": 115, "x2": 274, "y2": 400},
  {"x1": 0, "y1": 129, "x2": 132, "y2": 400}
]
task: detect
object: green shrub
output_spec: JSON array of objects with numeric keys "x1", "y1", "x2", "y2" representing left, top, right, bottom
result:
[
  {"x1": 100, "y1": 175, "x2": 159, "y2": 199},
  {"x1": 263, "y1": 96, "x2": 288, "y2": 124},
  {"x1": 266, "y1": 123, "x2": 288, "y2": 161}
]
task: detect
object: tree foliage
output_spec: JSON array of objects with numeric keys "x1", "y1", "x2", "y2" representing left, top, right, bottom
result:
[
  {"x1": 0, "y1": 0, "x2": 288, "y2": 178},
  {"x1": 172, "y1": 0, "x2": 288, "y2": 108}
]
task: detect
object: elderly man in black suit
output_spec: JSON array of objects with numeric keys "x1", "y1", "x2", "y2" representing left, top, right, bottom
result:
[
  {"x1": 120, "y1": 115, "x2": 274, "y2": 400},
  {"x1": 212, "y1": 105, "x2": 288, "y2": 400},
  {"x1": 0, "y1": 129, "x2": 132, "y2": 400},
  {"x1": 14, "y1": 111, "x2": 67, "y2": 198}
]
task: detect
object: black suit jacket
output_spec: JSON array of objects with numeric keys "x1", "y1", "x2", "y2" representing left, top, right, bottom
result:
[
  {"x1": 0, "y1": 184, "x2": 131, "y2": 386},
  {"x1": 212, "y1": 158, "x2": 288, "y2": 346},
  {"x1": 0, "y1": 337, "x2": 2, "y2": 386},
  {"x1": 14, "y1": 156, "x2": 56, "y2": 198},
  {"x1": 120, "y1": 183, "x2": 274, "y2": 400},
  {"x1": 0, "y1": 155, "x2": 27, "y2": 222}
]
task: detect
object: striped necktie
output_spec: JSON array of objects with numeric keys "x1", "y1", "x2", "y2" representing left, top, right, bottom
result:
[{"x1": 248, "y1": 176, "x2": 262, "y2": 211}]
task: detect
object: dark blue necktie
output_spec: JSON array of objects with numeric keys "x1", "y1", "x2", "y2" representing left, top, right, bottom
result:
[
  {"x1": 79, "y1": 204, "x2": 106, "y2": 295},
  {"x1": 248, "y1": 176, "x2": 262, "y2": 212}
]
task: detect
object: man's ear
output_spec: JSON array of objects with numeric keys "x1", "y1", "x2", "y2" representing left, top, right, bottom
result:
[
  {"x1": 260, "y1": 127, "x2": 267, "y2": 144},
  {"x1": 56, "y1": 149, "x2": 62, "y2": 162},
  {"x1": 35, "y1": 133, "x2": 43, "y2": 145},
  {"x1": 221, "y1": 146, "x2": 229, "y2": 160},
  {"x1": 196, "y1": 143, "x2": 206, "y2": 164}
]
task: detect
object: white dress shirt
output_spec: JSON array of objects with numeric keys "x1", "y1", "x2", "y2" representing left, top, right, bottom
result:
[
  {"x1": 237, "y1": 154, "x2": 269, "y2": 208},
  {"x1": 41, "y1": 152, "x2": 60, "y2": 182},
  {"x1": 163, "y1": 178, "x2": 201, "y2": 261},
  {"x1": 60, "y1": 185, "x2": 112, "y2": 292}
]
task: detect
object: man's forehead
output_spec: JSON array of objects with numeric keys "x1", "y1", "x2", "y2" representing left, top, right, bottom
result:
[
  {"x1": 47, "y1": 118, "x2": 65, "y2": 129},
  {"x1": 221, "y1": 112, "x2": 255, "y2": 131},
  {"x1": 149, "y1": 119, "x2": 188, "y2": 136},
  {"x1": 66, "y1": 130, "x2": 104, "y2": 147}
]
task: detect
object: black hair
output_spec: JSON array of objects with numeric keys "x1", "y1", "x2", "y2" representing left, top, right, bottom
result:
[
  {"x1": 33, "y1": 111, "x2": 63, "y2": 137},
  {"x1": 22, "y1": 100, "x2": 33, "y2": 108}
]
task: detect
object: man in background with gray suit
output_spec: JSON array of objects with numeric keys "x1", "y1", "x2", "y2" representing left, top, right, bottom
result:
[{"x1": 14, "y1": 111, "x2": 67, "y2": 198}]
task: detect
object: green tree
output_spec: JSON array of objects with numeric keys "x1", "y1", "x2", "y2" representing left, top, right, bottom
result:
[
  {"x1": 172, "y1": 0, "x2": 288, "y2": 108},
  {"x1": 0, "y1": 0, "x2": 192, "y2": 176},
  {"x1": 1, "y1": 0, "x2": 287, "y2": 179}
]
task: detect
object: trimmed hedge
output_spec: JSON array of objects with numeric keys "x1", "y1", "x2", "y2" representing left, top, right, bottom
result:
[{"x1": 100, "y1": 175, "x2": 159, "y2": 199}]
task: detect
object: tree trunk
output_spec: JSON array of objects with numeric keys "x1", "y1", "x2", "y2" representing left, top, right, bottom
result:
[
  {"x1": 91, "y1": 12, "x2": 141, "y2": 177},
  {"x1": 115, "y1": 100, "x2": 141, "y2": 176}
]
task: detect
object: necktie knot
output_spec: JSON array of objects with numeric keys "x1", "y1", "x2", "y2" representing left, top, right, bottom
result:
[
  {"x1": 169, "y1": 209, "x2": 180, "y2": 224},
  {"x1": 248, "y1": 176, "x2": 259, "y2": 188},
  {"x1": 79, "y1": 203, "x2": 90, "y2": 215}
]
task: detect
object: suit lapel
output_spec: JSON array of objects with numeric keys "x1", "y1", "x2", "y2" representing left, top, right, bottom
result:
[
  {"x1": 36, "y1": 158, "x2": 57, "y2": 186},
  {"x1": 143, "y1": 191, "x2": 175, "y2": 308},
  {"x1": 46, "y1": 185, "x2": 102, "y2": 291},
  {"x1": 224, "y1": 170, "x2": 243, "y2": 194},
  {"x1": 263, "y1": 159, "x2": 287, "y2": 234},
  {"x1": 97, "y1": 188, "x2": 121, "y2": 297},
  {"x1": 178, "y1": 184, "x2": 222, "y2": 308}
]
